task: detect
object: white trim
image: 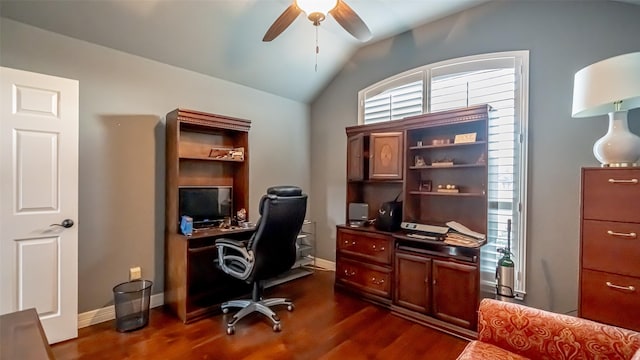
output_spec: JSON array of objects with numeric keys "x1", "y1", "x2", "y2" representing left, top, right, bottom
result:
[
  {"x1": 313, "y1": 257, "x2": 336, "y2": 271},
  {"x1": 77, "y1": 292, "x2": 164, "y2": 329}
]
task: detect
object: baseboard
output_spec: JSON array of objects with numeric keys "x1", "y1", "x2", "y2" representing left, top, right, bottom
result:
[
  {"x1": 77, "y1": 292, "x2": 164, "y2": 329},
  {"x1": 313, "y1": 257, "x2": 335, "y2": 271}
]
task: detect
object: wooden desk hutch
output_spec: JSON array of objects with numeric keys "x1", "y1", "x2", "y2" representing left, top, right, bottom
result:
[
  {"x1": 336, "y1": 105, "x2": 491, "y2": 339},
  {"x1": 164, "y1": 108, "x2": 252, "y2": 323}
]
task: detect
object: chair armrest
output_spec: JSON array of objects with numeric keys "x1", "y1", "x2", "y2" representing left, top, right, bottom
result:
[
  {"x1": 477, "y1": 298, "x2": 640, "y2": 359},
  {"x1": 215, "y1": 238, "x2": 254, "y2": 280},
  {"x1": 215, "y1": 238, "x2": 247, "y2": 248}
]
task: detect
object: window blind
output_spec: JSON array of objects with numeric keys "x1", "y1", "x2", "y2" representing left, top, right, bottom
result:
[
  {"x1": 363, "y1": 80, "x2": 423, "y2": 124},
  {"x1": 430, "y1": 63, "x2": 524, "y2": 296}
]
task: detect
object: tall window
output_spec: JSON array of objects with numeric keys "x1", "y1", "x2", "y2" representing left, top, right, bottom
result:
[{"x1": 358, "y1": 52, "x2": 529, "y2": 298}]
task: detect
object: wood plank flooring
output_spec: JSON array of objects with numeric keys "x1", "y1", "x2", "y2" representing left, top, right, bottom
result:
[{"x1": 52, "y1": 270, "x2": 468, "y2": 359}]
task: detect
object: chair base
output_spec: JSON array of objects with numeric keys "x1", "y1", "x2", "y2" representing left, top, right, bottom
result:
[{"x1": 221, "y1": 297, "x2": 294, "y2": 335}]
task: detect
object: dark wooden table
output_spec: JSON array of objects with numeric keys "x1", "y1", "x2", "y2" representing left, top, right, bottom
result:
[{"x1": 0, "y1": 308, "x2": 55, "y2": 359}]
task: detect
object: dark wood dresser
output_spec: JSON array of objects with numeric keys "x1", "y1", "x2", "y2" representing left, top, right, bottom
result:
[{"x1": 579, "y1": 167, "x2": 640, "y2": 331}]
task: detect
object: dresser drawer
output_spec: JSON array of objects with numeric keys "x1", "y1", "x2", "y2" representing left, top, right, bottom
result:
[
  {"x1": 582, "y1": 168, "x2": 640, "y2": 222},
  {"x1": 337, "y1": 228, "x2": 393, "y2": 265},
  {"x1": 580, "y1": 269, "x2": 640, "y2": 331},
  {"x1": 336, "y1": 258, "x2": 391, "y2": 299},
  {"x1": 582, "y1": 220, "x2": 640, "y2": 277}
]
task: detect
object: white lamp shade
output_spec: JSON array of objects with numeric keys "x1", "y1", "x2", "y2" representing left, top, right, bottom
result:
[
  {"x1": 296, "y1": 0, "x2": 338, "y2": 16},
  {"x1": 572, "y1": 52, "x2": 640, "y2": 118}
]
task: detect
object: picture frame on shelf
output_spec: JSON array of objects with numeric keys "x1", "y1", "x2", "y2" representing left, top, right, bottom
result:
[
  {"x1": 454, "y1": 132, "x2": 477, "y2": 144},
  {"x1": 419, "y1": 180, "x2": 432, "y2": 192},
  {"x1": 414, "y1": 155, "x2": 426, "y2": 167}
]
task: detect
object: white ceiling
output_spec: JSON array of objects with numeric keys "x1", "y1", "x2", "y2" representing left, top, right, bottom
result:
[{"x1": 0, "y1": 0, "x2": 491, "y2": 103}]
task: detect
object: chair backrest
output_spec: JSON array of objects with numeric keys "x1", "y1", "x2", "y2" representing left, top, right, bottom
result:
[{"x1": 247, "y1": 186, "x2": 307, "y2": 282}]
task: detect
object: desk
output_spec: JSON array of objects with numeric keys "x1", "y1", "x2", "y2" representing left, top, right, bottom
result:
[
  {"x1": 0, "y1": 308, "x2": 54, "y2": 360},
  {"x1": 165, "y1": 227, "x2": 255, "y2": 323}
]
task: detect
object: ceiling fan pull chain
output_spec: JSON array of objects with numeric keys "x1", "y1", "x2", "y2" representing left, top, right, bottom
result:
[{"x1": 315, "y1": 26, "x2": 319, "y2": 72}]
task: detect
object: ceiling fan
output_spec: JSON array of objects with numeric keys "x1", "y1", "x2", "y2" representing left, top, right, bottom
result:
[{"x1": 263, "y1": 0, "x2": 372, "y2": 42}]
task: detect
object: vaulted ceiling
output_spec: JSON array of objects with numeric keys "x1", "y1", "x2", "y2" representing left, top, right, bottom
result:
[{"x1": 0, "y1": 0, "x2": 488, "y2": 103}]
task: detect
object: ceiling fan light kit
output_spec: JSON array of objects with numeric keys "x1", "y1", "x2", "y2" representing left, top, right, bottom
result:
[
  {"x1": 297, "y1": 0, "x2": 338, "y2": 24},
  {"x1": 263, "y1": 0, "x2": 372, "y2": 42}
]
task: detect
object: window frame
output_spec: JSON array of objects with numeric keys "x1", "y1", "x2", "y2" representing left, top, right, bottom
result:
[{"x1": 357, "y1": 51, "x2": 529, "y2": 298}]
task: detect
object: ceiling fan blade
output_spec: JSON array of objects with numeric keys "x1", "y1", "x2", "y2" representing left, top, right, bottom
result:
[
  {"x1": 329, "y1": 0, "x2": 372, "y2": 41},
  {"x1": 263, "y1": 4, "x2": 302, "y2": 42}
]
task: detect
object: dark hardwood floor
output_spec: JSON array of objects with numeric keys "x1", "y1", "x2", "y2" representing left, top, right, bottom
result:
[{"x1": 52, "y1": 270, "x2": 468, "y2": 359}]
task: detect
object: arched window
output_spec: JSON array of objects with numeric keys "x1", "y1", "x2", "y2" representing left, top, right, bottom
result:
[{"x1": 358, "y1": 51, "x2": 529, "y2": 298}]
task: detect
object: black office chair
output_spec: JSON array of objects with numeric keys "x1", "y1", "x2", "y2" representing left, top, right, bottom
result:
[{"x1": 215, "y1": 185, "x2": 307, "y2": 335}]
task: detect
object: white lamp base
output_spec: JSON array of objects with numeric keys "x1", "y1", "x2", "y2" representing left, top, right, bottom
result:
[{"x1": 593, "y1": 111, "x2": 640, "y2": 167}]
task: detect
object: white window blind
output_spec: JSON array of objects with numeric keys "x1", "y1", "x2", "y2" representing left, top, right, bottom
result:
[
  {"x1": 430, "y1": 57, "x2": 527, "y2": 297},
  {"x1": 359, "y1": 52, "x2": 529, "y2": 297},
  {"x1": 362, "y1": 72, "x2": 424, "y2": 124}
]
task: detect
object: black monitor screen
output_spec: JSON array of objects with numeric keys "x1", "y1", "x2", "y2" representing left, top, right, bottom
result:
[{"x1": 178, "y1": 186, "x2": 232, "y2": 226}]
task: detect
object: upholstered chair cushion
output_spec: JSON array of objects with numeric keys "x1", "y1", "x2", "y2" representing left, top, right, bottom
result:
[{"x1": 458, "y1": 298, "x2": 640, "y2": 360}]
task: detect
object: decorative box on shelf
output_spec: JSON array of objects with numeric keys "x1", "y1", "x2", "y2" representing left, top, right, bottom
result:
[{"x1": 431, "y1": 161, "x2": 454, "y2": 167}]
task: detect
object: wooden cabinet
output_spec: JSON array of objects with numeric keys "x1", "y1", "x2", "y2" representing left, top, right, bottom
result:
[
  {"x1": 347, "y1": 134, "x2": 365, "y2": 181},
  {"x1": 394, "y1": 248, "x2": 478, "y2": 331},
  {"x1": 336, "y1": 226, "x2": 394, "y2": 303},
  {"x1": 432, "y1": 259, "x2": 478, "y2": 329},
  {"x1": 394, "y1": 251, "x2": 431, "y2": 313},
  {"x1": 164, "y1": 108, "x2": 252, "y2": 323},
  {"x1": 579, "y1": 168, "x2": 640, "y2": 331},
  {"x1": 370, "y1": 132, "x2": 404, "y2": 180},
  {"x1": 338, "y1": 105, "x2": 490, "y2": 339},
  {"x1": 346, "y1": 131, "x2": 403, "y2": 182}
]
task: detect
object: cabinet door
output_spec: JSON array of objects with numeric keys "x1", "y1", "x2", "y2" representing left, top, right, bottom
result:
[
  {"x1": 370, "y1": 132, "x2": 403, "y2": 180},
  {"x1": 432, "y1": 259, "x2": 478, "y2": 329},
  {"x1": 347, "y1": 134, "x2": 364, "y2": 181},
  {"x1": 394, "y1": 252, "x2": 431, "y2": 313}
]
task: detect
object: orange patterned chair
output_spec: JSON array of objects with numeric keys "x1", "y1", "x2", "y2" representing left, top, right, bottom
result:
[{"x1": 457, "y1": 298, "x2": 640, "y2": 360}]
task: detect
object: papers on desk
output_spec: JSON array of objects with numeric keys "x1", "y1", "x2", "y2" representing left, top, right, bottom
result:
[{"x1": 444, "y1": 221, "x2": 485, "y2": 248}]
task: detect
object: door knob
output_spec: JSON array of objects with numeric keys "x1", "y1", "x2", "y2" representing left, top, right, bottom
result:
[{"x1": 51, "y1": 219, "x2": 74, "y2": 228}]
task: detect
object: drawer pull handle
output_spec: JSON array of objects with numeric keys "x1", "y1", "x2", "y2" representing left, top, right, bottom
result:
[
  {"x1": 343, "y1": 269, "x2": 356, "y2": 277},
  {"x1": 371, "y1": 244, "x2": 386, "y2": 252},
  {"x1": 608, "y1": 178, "x2": 638, "y2": 184},
  {"x1": 343, "y1": 240, "x2": 356, "y2": 246},
  {"x1": 606, "y1": 282, "x2": 636, "y2": 292},
  {"x1": 371, "y1": 277, "x2": 385, "y2": 285},
  {"x1": 607, "y1": 230, "x2": 637, "y2": 238}
]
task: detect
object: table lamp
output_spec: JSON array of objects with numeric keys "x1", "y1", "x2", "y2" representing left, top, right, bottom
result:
[{"x1": 572, "y1": 52, "x2": 640, "y2": 167}]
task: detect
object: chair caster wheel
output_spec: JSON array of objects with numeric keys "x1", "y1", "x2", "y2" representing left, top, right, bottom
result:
[
  {"x1": 287, "y1": 304, "x2": 294, "y2": 312},
  {"x1": 222, "y1": 308, "x2": 229, "y2": 314},
  {"x1": 273, "y1": 323, "x2": 281, "y2": 332},
  {"x1": 226, "y1": 326, "x2": 235, "y2": 335}
]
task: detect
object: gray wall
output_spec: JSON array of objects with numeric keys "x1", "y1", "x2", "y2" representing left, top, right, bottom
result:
[
  {"x1": 1, "y1": 18, "x2": 311, "y2": 313},
  {"x1": 310, "y1": 0, "x2": 640, "y2": 313}
]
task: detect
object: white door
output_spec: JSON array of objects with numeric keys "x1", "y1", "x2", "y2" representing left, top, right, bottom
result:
[{"x1": 0, "y1": 67, "x2": 79, "y2": 344}]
